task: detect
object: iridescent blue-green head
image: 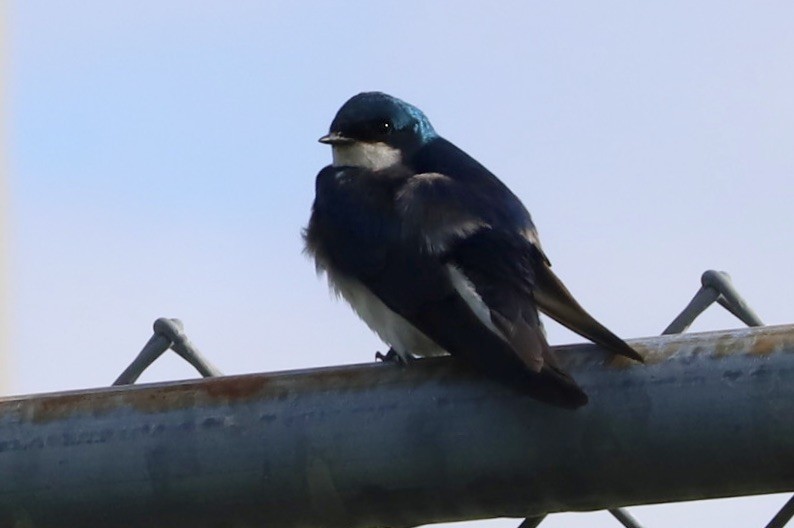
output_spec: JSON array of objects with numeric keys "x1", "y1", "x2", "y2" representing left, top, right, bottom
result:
[{"x1": 319, "y1": 92, "x2": 438, "y2": 171}]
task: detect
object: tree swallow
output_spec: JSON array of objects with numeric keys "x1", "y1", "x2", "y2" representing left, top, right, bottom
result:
[{"x1": 305, "y1": 92, "x2": 642, "y2": 408}]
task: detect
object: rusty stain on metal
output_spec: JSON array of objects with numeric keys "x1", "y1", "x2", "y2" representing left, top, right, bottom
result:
[
  {"x1": 2, "y1": 324, "x2": 793, "y2": 426},
  {"x1": 563, "y1": 324, "x2": 793, "y2": 370},
  {"x1": 748, "y1": 333, "x2": 785, "y2": 357},
  {"x1": 0, "y1": 324, "x2": 792, "y2": 528}
]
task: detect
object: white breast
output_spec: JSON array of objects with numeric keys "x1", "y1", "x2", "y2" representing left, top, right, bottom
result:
[
  {"x1": 321, "y1": 263, "x2": 509, "y2": 363},
  {"x1": 325, "y1": 270, "x2": 445, "y2": 361}
]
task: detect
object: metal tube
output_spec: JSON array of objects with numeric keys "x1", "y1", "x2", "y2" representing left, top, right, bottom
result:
[
  {"x1": 609, "y1": 508, "x2": 644, "y2": 528},
  {"x1": 765, "y1": 495, "x2": 794, "y2": 528},
  {"x1": 662, "y1": 286, "x2": 719, "y2": 334},
  {"x1": 1, "y1": 325, "x2": 793, "y2": 528},
  {"x1": 517, "y1": 516, "x2": 546, "y2": 528}
]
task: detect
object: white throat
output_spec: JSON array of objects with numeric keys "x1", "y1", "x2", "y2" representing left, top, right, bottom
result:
[{"x1": 332, "y1": 142, "x2": 402, "y2": 171}]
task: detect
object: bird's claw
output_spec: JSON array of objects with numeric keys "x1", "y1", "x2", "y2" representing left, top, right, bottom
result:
[{"x1": 375, "y1": 348, "x2": 406, "y2": 365}]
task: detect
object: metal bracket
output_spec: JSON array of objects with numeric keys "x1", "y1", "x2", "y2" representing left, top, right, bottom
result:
[
  {"x1": 663, "y1": 270, "x2": 763, "y2": 334},
  {"x1": 113, "y1": 317, "x2": 222, "y2": 385}
]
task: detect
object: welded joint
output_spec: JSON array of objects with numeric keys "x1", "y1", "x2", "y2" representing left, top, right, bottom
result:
[{"x1": 112, "y1": 317, "x2": 222, "y2": 386}]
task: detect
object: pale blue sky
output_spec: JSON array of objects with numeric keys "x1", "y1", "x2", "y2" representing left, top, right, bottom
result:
[{"x1": 5, "y1": 2, "x2": 793, "y2": 527}]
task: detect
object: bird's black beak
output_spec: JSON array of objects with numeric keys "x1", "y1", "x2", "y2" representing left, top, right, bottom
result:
[{"x1": 319, "y1": 132, "x2": 354, "y2": 145}]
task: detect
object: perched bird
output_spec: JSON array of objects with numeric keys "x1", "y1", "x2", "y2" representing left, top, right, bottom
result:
[{"x1": 305, "y1": 92, "x2": 642, "y2": 408}]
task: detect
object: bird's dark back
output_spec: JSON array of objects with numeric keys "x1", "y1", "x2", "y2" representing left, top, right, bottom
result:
[{"x1": 411, "y1": 137, "x2": 535, "y2": 234}]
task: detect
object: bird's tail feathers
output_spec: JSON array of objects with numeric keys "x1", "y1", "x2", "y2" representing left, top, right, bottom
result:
[{"x1": 534, "y1": 264, "x2": 644, "y2": 363}]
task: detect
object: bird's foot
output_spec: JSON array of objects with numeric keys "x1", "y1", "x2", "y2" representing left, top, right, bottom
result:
[{"x1": 375, "y1": 348, "x2": 411, "y2": 365}]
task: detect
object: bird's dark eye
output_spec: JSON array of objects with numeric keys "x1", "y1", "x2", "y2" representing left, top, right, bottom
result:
[
  {"x1": 377, "y1": 120, "x2": 393, "y2": 135},
  {"x1": 350, "y1": 118, "x2": 394, "y2": 140}
]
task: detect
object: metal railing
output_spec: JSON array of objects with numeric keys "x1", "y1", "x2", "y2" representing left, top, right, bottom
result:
[
  {"x1": 0, "y1": 331, "x2": 791, "y2": 526},
  {"x1": 0, "y1": 270, "x2": 791, "y2": 527}
]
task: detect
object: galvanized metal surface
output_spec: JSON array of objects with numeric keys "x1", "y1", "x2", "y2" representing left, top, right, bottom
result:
[{"x1": 1, "y1": 325, "x2": 792, "y2": 528}]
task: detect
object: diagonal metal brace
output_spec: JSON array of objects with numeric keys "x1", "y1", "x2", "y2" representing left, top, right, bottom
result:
[
  {"x1": 764, "y1": 494, "x2": 794, "y2": 528},
  {"x1": 608, "y1": 508, "x2": 645, "y2": 528},
  {"x1": 663, "y1": 270, "x2": 763, "y2": 335},
  {"x1": 518, "y1": 508, "x2": 645, "y2": 528},
  {"x1": 113, "y1": 317, "x2": 222, "y2": 385},
  {"x1": 517, "y1": 515, "x2": 545, "y2": 528}
]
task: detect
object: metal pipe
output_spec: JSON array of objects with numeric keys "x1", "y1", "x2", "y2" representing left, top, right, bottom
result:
[
  {"x1": 609, "y1": 508, "x2": 644, "y2": 528},
  {"x1": 765, "y1": 494, "x2": 794, "y2": 528},
  {"x1": 1, "y1": 325, "x2": 793, "y2": 528}
]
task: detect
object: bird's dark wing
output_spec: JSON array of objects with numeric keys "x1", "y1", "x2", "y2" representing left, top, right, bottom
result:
[
  {"x1": 412, "y1": 137, "x2": 638, "y2": 359},
  {"x1": 388, "y1": 172, "x2": 587, "y2": 407},
  {"x1": 397, "y1": 171, "x2": 642, "y2": 364},
  {"x1": 396, "y1": 173, "x2": 552, "y2": 370},
  {"x1": 444, "y1": 228, "x2": 551, "y2": 373}
]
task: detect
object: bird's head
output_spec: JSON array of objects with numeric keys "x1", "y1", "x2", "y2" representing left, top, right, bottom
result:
[{"x1": 319, "y1": 92, "x2": 437, "y2": 171}]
